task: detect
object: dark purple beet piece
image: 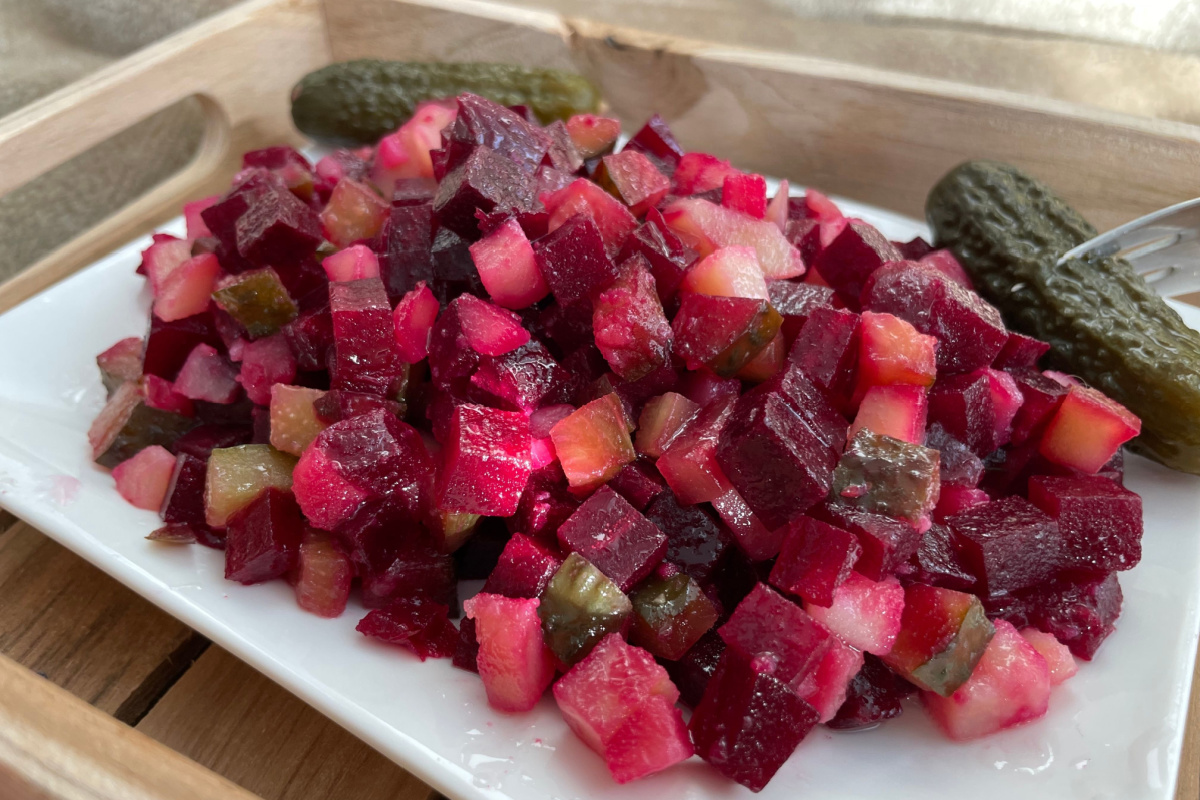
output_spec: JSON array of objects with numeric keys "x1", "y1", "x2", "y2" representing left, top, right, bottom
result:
[
  {"x1": 470, "y1": 339, "x2": 567, "y2": 412},
  {"x1": 315, "y1": 409, "x2": 431, "y2": 521},
  {"x1": 946, "y1": 496, "x2": 1062, "y2": 595},
  {"x1": 313, "y1": 390, "x2": 404, "y2": 424},
  {"x1": 200, "y1": 170, "x2": 280, "y2": 258},
  {"x1": 989, "y1": 572, "x2": 1123, "y2": 660},
  {"x1": 616, "y1": 211, "x2": 695, "y2": 304},
  {"x1": 718, "y1": 583, "x2": 832, "y2": 690},
  {"x1": 663, "y1": 629, "x2": 725, "y2": 708},
  {"x1": 756, "y1": 363, "x2": 849, "y2": 453},
  {"x1": 242, "y1": 145, "x2": 311, "y2": 172},
  {"x1": 541, "y1": 119, "x2": 583, "y2": 173},
  {"x1": 894, "y1": 236, "x2": 934, "y2": 260},
  {"x1": 592, "y1": 255, "x2": 673, "y2": 382},
  {"x1": 143, "y1": 312, "x2": 221, "y2": 380},
  {"x1": 377, "y1": 202, "x2": 434, "y2": 302},
  {"x1": 827, "y1": 653, "x2": 915, "y2": 730},
  {"x1": 769, "y1": 280, "x2": 838, "y2": 344},
  {"x1": 908, "y1": 522, "x2": 976, "y2": 591},
  {"x1": 811, "y1": 503, "x2": 922, "y2": 581},
  {"x1": 329, "y1": 278, "x2": 403, "y2": 396},
  {"x1": 677, "y1": 368, "x2": 740, "y2": 409},
  {"x1": 768, "y1": 516, "x2": 862, "y2": 607},
  {"x1": 812, "y1": 220, "x2": 901, "y2": 303},
  {"x1": 556, "y1": 486, "x2": 668, "y2": 592},
  {"x1": 482, "y1": 532, "x2": 563, "y2": 598},
  {"x1": 453, "y1": 616, "x2": 480, "y2": 672},
  {"x1": 925, "y1": 422, "x2": 984, "y2": 488},
  {"x1": 1029, "y1": 475, "x2": 1142, "y2": 572},
  {"x1": 715, "y1": 390, "x2": 836, "y2": 530},
  {"x1": 927, "y1": 370, "x2": 1010, "y2": 456},
  {"x1": 160, "y1": 453, "x2": 207, "y2": 524},
  {"x1": 507, "y1": 465, "x2": 579, "y2": 540},
  {"x1": 607, "y1": 459, "x2": 666, "y2": 512},
  {"x1": 689, "y1": 648, "x2": 820, "y2": 792},
  {"x1": 436, "y1": 403, "x2": 531, "y2": 517},
  {"x1": 862, "y1": 260, "x2": 1007, "y2": 374},
  {"x1": 392, "y1": 177, "x2": 437, "y2": 205},
  {"x1": 444, "y1": 93, "x2": 550, "y2": 174},
  {"x1": 357, "y1": 597, "x2": 458, "y2": 660},
  {"x1": 357, "y1": 535, "x2": 457, "y2": 609},
  {"x1": 532, "y1": 212, "x2": 619, "y2": 306},
  {"x1": 622, "y1": 114, "x2": 684, "y2": 176},
  {"x1": 431, "y1": 226, "x2": 487, "y2": 303},
  {"x1": 234, "y1": 182, "x2": 322, "y2": 268},
  {"x1": 433, "y1": 145, "x2": 537, "y2": 240},
  {"x1": 282, "y1": 303, "x2": 333, "y2": 372},
  {"x1": 994, "y1": 332, "x2": 1051, "y2": 370},
  {"x1": 672, "y1": 293, "x2": 782, "y2": 378},
  {"x1": 451, "y1": 517, "x2": 510, "y2": 579},
  {"x1": 788, "y1": 306, "x2": 860, "y2": 412},
  {"x1": 644, "y1": 491, "x2": 730, "y2": 583},
  {"x1": 171, "y1": 424, "x2": 251, "y2": 459},
  {"x1": 1009, "y1": 369, "x2": 1069, "y2": 446},
  {"x1": 223, "y1": 487, "x2": 303, "y2": 584}
]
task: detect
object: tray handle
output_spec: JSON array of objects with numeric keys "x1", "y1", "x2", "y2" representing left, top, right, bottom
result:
[{"x1": 0, "y1": 0, "x2": 330, "y2": 314}]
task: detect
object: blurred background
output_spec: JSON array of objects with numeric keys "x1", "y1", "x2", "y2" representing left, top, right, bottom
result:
[{"x1": 4, "y1": 0, "x2": 1200, "y2": 282}]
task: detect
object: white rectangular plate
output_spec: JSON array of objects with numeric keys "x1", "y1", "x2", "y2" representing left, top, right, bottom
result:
[{"x1": 0, "y1": 201, "x2": 1197, "y2": 800}]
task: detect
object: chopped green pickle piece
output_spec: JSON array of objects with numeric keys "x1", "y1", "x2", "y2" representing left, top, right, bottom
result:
[
  {"x1": 832, "y1": 429, "x2": 941, "y2": 525},
  {"x1": 629, "y1": 573, "x2": 719, "y2": 660},
  {"x1": 205, "y1": 444, "x2": 298, "y2": 528},
  {"x1": 90, "y1": 382, "x2": 196, "y2": 468},
  {"x1": 882, "y1": 583, "x2": 995, "y2": 697},
  {"x1": 429, "y1": 509, "x2": 482, "y2": 553},
  {"x1": 539, "y1": 552, "x2": 632, "y2": 666},
  {"x1": 212, "y1": 267, "x2": 298, "y2": 339}
]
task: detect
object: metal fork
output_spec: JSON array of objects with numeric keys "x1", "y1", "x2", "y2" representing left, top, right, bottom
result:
[{"x1": 1058, "y1": 197, "x2": 1200, "y2": 296}]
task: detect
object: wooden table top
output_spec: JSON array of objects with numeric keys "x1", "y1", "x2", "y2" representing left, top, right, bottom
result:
[{"x1": 0, "y1": 505, "x2": 1196, "y2": 800}]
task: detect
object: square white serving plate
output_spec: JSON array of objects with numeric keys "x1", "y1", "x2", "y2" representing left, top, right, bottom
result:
[{"x1": 0, "y1": 200, "x2": 1197, "y2": 800}]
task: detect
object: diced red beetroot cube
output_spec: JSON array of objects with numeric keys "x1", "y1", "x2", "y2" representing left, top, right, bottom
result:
[
  {"x1": 386, "y1": 282, "x2": 437, "y2": 365},
  {"x1": 223, "y1": 487, "x2": 303, "y2": 584},
  {"x1": 1011, "y1": 572, "x2": 1123, "y2": 661},
  {"x1": 566, "y1": 113, "x2": 621, "y2": 159},
  {"x1": 892, "y1": 235, "x2": 933, "y2": 260},
  {"x1": 471, "y1": 340, "x2": 567, "y2": 413},
  {"x1": 160, "y1": 452, "x2": 208, "y2": 525},
  {"x1": 804, "y1": 572, "x2": 905, "y2": 656},
  {"x1": 174, "y1": 344, "x2": 241, "y2": 404},
  {"x1": 602, "y1": 693, "x2": 694, "y2": 784},
  {"x1": 927, "y1": 368, "x2": 1022, "y2": 455},
  {"x1": 708, "y1": 483, "x2": 784, "y2": 561},
  {"x1": 1028, "y1": 474, "x2": 1142, "y2": 571},
  {"x1": 1020, "y1": 628, "x2": 1077, "y2": 685},
  {"x1": 153, "y1": 253, "x2": 221, "y2": 323},
  {"x1": 788, "y1": 306, "x2": 860, "y2": 411},
  {"x1": 142, "y1": 375, "x2": 194, "y2": 416},
  {"x1": 721, "y1": 172, "x2": 767, "y2": 218},
  {"x1": 330, "y1": 277, "x2": 403, "y2": 396},
  {"x1": 662, "y1": 197, "x2": 805, "y2": 279},
  {"x1": 734, "y1": 332, "x2": 785, "y2": 382},
  {"x1": 923, "y1": 619, "x2": 1050, "y2": 741},
  {"x1": 883, "y1": 583, "x2": 995, "y2": 697},
  {"x1": 443, "y1": 93, "x2": 548, "y2": 173},
  {"x1": 994, "y1": 332, "x2": 1051, "y2": 370},
  {"x1": 636, "y1": 392, "x2": 699, "y2": 458},
  {"x1": 856, "y1": 311, "x2": 938, "y2": 401},
  {"x1": 769, "y1": 516, "x2": 861, "y2": 607},
  {"x1": 433, "y1": 145, "x2": 537, "y2": 240},
  {"x1": 828, "y1": 653, "x2": 915, "y2": 730},
  {"x1": 621, "y1": 114, "x2": 683, "y2": 174},
  {"x1": 918, "y1": 249, "x2": 975, "y2": 290},
  {"x1": 661, "y1": 630, "x2": 724, "y2": 708},
  {"x1": 934, "y1": 485, "x2": 990, "y2": 522},
  {"x1": 811, "y1": 503, "x2": 922, "y2": 581},
  {"x1": 616, "y1": 213, "x2": 695, "y2": 304},
  {"x1": 311, "y1": 391, "x2": 403, "y2": 425},
  {"x1": 183, "y1": 195, "x2": 218, "y2": 239},
  {"x1": 715, "y1": 390, "x2": 836, "y2": 530},
  {"x1": 482, "y1": 533, "x2": 562, "y2": 598},
  {"x1": 680, "y1": 245, "x2": 769, "y2": 301},
  {"x1": 550, "y1": 394, "x2": 635, "y2": 490},
  {"x1": 608, "y1": 460, "x2": 665, "y2": 511},
  {"x1": 357, "y1": 597, "x2": 458, "y2": 660},
  {"x1": 451, "y1": 293, "x2": 529, "y2": 356},
  {"x1": 377, "y1": 201, "x2": 434, "y2": 302},
  {"x1": 1009, "y1": 369, "x2": 1069, "y2": 445},
  {"x1": 290, "y1": 529, "x2": 353, "y2": 618},
  {"x1": 282, "y1": 304, "x2": 333, "y2": 372},
  {"x1": 321, "y1": 243, "x2": 380, "y2": 282},
  {"x1": 925, "y1": 423, "x2": 984, "y2": 488},
  {"x1": 356, "y1": 535, "x2": 457, "y2": 609},
  {"x1": 802, "y1": 636, "x2": 865, "y2": 723},
  {"x1": 234, "y1": 181, "x2": 322, "y2": 267},
  {"x1": 947, "y1": 497, "x2": 1062, "y2": 595},
  {"x1": 672, "y1": 293, "x2": 782, "y2": 377},
  {"x1": 112, "y1": 445, "x2": 177, "y2": 511},
  {"x1": 676, "y1": 368, "x2": 739, "y2": 409},
  {"x1": 453, "y1": 616, "x2": 480, "y2": 672},
  {"x1": 909, "y1": 523, "x2": 975, "y2": 591},
  {"x1": 464, "y1": 593, "x2": 556, "y2": 712},
  {"x1": 811, "y1": 219, "x2": 901, "y2": 301},
  {"x1": 97, "y1": 336, "x2": 144, "y2": 393},
  {"x1": 851, "y1": 384, "x2": 927, "y2": 444},
  {"x1": 556, "y1": 487, "x2": 667, "y2": 591},
  {"x1": 720, "y1": 583, "x2": 833, "y2": 692},
  {"x1": 671, "y1": 152, "x2": 741, "y2": 195},
  {"x1": 592, "y1": 257, "x2": 672, "y2": 382},
  {"x1": 862, "y1": 260, "x2": 1006, "y2": 374},
  {"x1": 437, "y1": 403, "x2": 531, "y2": 516},
  {"x1": 533, "y1": 212, "x2": 619, "y2": 306},
  {"x1": 689, "y1": 648, "x2": 820, "y2": 792},
  {"x1": 656, "y1": 396, "x2": 735, "y2": 505},
  {"x1": 468, "y1": 217, "x2": 549, "y2": 309},
  {"x1": 315, "y1": 148, "x2": 368, "y2": 186},
  {"x1": 171, "y1": 424, "x2": 251, "y2": 460},
  {"x1": 1039, "y1": 384, "x2": 1140, "y2": 474},
  {"x1": 769, "y1": 280, "x2": 837, "y2": 344},
  {"x1": 236, "y1": 334, "x2": 296, "y2": 406},
  {"x1": 594, "y1": 150, "x2": 670, "y2": 217},
  {"x1": 319, "y1": 178, "x2": 388, "y2": 247}
]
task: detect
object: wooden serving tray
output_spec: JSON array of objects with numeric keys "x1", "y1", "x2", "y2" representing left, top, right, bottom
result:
[{"x1": 0, "y1": 0, "x2": 1196, "y2": 797}]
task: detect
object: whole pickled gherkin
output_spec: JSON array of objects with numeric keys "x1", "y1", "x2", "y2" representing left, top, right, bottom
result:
[
  {"x1": 291, "y1": 60, "x2": 601, "y2": 146},
  {"x1": 926, "y1": 160, "x2": 1200, "y2": 474}
]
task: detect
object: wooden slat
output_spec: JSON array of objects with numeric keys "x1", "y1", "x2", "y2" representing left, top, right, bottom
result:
[
  {"x1": 135, "y1": 647, "x2": 434, "y2": 800},
  {"x1": 1181, "y1": 647, "x2": 1200, "y2": 800},
  {"x1": 0, "y1": 653, "x2": 260, "y2": 800},
  {"x1": 0, "y1": 521, "x2": 206, "y2": 723}
]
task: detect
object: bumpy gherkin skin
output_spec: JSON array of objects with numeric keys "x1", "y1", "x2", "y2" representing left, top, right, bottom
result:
[
  {"x1": 291, "y1": 60, "x2": 601, "y2": 146},
  {"x1": 926, "y1": 160, "x2": 1200, "y2": 474}
]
